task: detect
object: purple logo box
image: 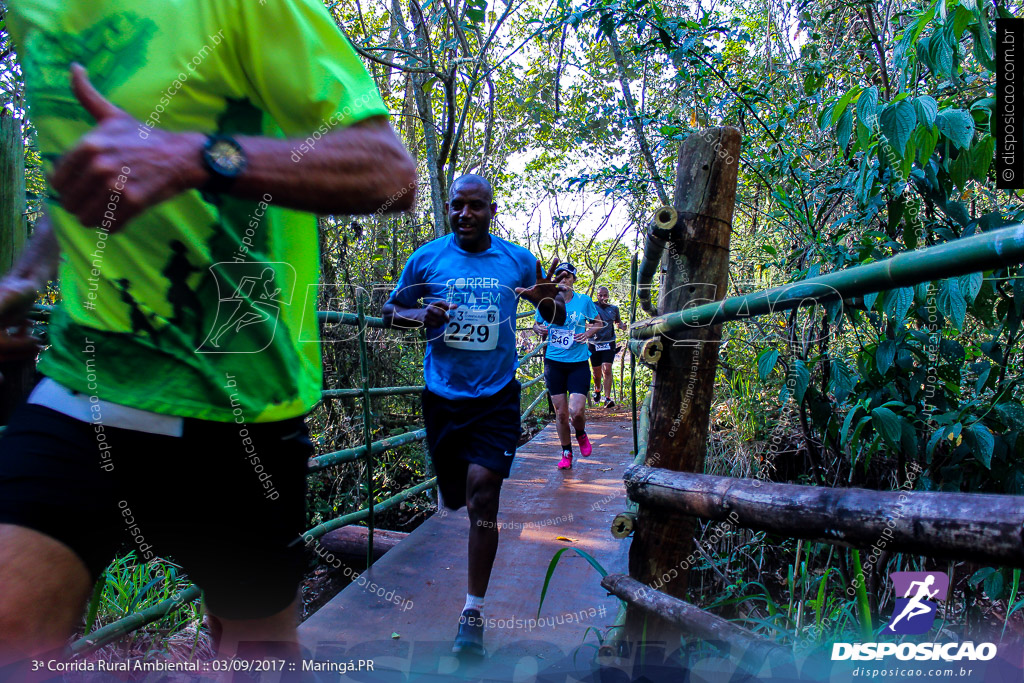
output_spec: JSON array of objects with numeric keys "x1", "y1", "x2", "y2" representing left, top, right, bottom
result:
[{"x1": 886, "y1": 571, "x2": 949, "y2": 635}]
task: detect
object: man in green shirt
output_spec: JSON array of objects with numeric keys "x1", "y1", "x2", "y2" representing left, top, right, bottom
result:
[{"x1": 0, "y1": 0, "x2": 415, "y2": 668}]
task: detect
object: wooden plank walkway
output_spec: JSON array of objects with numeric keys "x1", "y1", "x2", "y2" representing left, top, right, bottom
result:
[{"x1": 299, "y1": 409, "x2": 635, "y2": 681}]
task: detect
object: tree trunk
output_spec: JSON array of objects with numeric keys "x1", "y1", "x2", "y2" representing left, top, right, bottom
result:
[
  {"x1": 391, "y1": 0, "x2": 447, "y2": 237},
  {"x1": 624, "y1": 127, "x2": 741, "y2": 646},
  {"x1": 0, "y1": 114, "x2": 33, "y2": 426},
  {"x1": 607, "y1": 29, "x2": 669, "y2": 206}
]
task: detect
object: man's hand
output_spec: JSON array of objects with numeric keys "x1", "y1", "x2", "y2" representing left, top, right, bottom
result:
[
  {"x1": 533, "y1": 322, "x2": 549, "y2": 339},
  {"x1": 573, "y1": 332, "x2": 588, "y2": 343},
  {"x1": 516, "y1": 259, "x2": 567, "y2": 325},
  {"x1": 0, "y1": 216, "x2": 58, "y2": 381},
  {"x1": 421, "y1": 301, "x2": 456, "y2": 327},
  {"x1": 0, "y1": 275, "x2": 44, "y2": 382},
  {"x1": 50, "y1": 64, "x2": 205, "y2": 230}
]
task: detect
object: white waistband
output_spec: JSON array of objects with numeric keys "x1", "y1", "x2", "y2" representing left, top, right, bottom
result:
[{"x1": 28, "y1": 377, "x2": 184, "y2": 437}]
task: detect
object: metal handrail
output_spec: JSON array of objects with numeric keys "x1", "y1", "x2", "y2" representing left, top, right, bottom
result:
[{"x1": 631, "y1": 223, "x2": 1024, "y2": 339}]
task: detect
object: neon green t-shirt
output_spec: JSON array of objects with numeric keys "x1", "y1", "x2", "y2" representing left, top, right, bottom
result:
[{"x1": 8, "y1": 0, "x2": 389, "y2": 422}]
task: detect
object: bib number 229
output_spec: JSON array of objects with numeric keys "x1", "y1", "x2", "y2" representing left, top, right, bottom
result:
[{"x1": 444, "y1": 307, "x2": 499, "y2": 351}]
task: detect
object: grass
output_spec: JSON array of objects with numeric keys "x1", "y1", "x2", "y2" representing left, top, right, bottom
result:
[{"x1": 76, "y1": 552, "x2": 212, "y2": 665}]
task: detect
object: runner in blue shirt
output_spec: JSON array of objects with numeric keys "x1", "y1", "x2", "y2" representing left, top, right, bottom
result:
[
  {"x1": 382, "y1": 174, "x2": 566, "y2": 657},
  {"x1": 533, "y1": 263, "x2": 601, "y2": 469}
]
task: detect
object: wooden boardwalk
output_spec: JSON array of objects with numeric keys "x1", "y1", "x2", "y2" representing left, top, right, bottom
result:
[{"x1": 299, "y1": 410, "x2": 635, "y2": 681}]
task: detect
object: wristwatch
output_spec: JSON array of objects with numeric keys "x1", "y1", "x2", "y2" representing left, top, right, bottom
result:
[{"x1": 200, "y1": 134, "x2": 247, "y2": 193}]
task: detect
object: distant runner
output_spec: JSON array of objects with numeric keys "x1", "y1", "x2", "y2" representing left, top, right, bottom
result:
[
  {"x1": 382, "y1": 174, "x2": 566, "y2": 657},
  {"x1": 533, "y1": 263, "x2": 600, "y2": 469},
  {"x1": 589, "y1": 286, "x2": 626, "y2": 407}
]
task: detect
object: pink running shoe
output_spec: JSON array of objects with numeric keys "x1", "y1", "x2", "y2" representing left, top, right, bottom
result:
[
  {"x1": 577, "y1": 433, "x2": 592, "y2": 457},
  {"x1": 557, "y1": 451, "x2": 573, "y2": 469}
]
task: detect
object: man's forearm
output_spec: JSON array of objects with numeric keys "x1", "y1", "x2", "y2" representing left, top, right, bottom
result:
[
  {"x1": 382, "y1": 303, "x2": 423, "y2": 329},
  {"x1": 231, "y1": 119, "x2": 416, "y2": 215},
  {"x1": 10, "y1": 216, "x2": 59, "y2": 288},
  {"x1": 168, "y1": 120, "x2": 417, "y2": 217}
]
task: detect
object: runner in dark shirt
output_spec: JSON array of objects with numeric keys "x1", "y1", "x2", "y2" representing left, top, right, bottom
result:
[{"x1": 589, "y1": 286, "x2": 626, "y2": 407}]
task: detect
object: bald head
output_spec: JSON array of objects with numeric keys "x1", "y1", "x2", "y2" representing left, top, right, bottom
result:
[{"x1": 450, "y1": 174, "x2": 493, "y2": 203}]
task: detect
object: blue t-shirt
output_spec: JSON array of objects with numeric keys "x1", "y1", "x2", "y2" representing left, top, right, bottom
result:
[
  {"x1": 387, "y1": 234, "x2": 538, "y2": 400},
  {"x1": 536, "y1": 292, "x2": 598, "y2": 363}
]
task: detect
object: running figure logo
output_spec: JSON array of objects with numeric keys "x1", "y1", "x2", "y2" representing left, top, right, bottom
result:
[
  {"x1": 887, "y1": 571, "x2": 949, "y2": 634},
  {"x1": 198, "y1": 262, "x2": 295, "y2": 353}
]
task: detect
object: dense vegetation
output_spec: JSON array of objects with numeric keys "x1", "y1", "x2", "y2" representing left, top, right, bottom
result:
[{"x1": 1, "y1": 0, "x2": 1022, "y2": 663}]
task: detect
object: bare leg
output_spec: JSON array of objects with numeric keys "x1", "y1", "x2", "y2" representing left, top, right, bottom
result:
[
  {"x1": 602, "y1": 363, "x2": 614, "y2": 400},
  {"x1": 0, "y1": 524, "x2": 92, "y2": 667},
  {"x1": 568, "y1": 393, "x2": 587, "y2": 434},
  {"x1": 551, "y1": 393, "x2": 570, "y2": 446},
  {"x1": 465, "y1": 464, "x2": 504, "y2": 597},
  {"x1": 591, "y1": 365, "x2": 602, "y2": 396}
]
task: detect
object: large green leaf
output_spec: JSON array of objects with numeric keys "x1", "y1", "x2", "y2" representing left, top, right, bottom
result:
[
  {"x1": 959, "y1": 272, "x2": 983, "y2": 303},
  {"x1": 829, "y1": 358, "x2": 857, "y2": 403},
  {"x1": 937, "y1": 278, "x2": 967, "y2": 330},
  {"x1": 972, "y1": 135, "x2": 995, "y2": 181},
  {"x1": 995, "y1": 402, "x2": 1024, "y2": 430},
  {"x1": 875, "y1": 340, "x2": 896, "y2": 375},
  {"x1": 936, "y1": 109, "x2": 976, "y2": 150},
  {"x1": 879, "y1": 100, "x2": 916, "y2": 155},
  {"x1": 884, "y1": 287, "x2": 914, "y2": 321},
  {"x1": 791, "y1": 359, "x2": 810, "y2": 403},
  {"x1": 915, "y1": 124, "x2": 939, "y2": 164},
  {"x1": 836, "y1": 107, "x2": 853, "y2": 150},
  {"x1": 970, "y1": 424, "x2": 994, "y2": 468},
  {"x1": 857, "y1": 86, "x2": 879, "y2": 129},
  {"x1": 950, "y1": 151, "x2": 972, "y2": 192},
  {"x1": 914, "y1": 96, "x2": 938, "y2": 128},
  {"x1": 831, "y1": 88, "x2": 861, "y2": 126},
  {"x1": 757, "y1": 348, "x2": 780, "y2": 381},
  {"x1": 871, "y1": 407, "x2": 902, "y2": 448}
]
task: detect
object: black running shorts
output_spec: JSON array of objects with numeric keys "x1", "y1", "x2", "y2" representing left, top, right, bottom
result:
[
  {"x1": 422, "y1": 379, "x2": 521, "y2": 511},
  {"x1": 544, "y1": 358, "x2": 591, "y2": 396},
  {"x1": 589, "y1": 345, "x2": 619, "y2": 367},
  {"x1": 0, "y1": 402, "x2": 312, "y2": 620}
]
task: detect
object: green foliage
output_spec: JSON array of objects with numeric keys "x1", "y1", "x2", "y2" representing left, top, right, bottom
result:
[{"x1": 84, "y1": 553, "x2": 201, "y2": 645}]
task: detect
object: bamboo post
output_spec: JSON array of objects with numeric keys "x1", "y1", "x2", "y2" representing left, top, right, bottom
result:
[
  {"x1": 635, "y1": 206, "x2": 678, "y2": 315},
  {"x1": 0, "y1": 114, "x2": 30, "y2": 425},
  {"x1": 625, "y1": 127, "x2": 741, "y2": 646},
  {"x1": 629, "y1": 253, "x2": 639, "y2": 456},
  {"x1": 357, "y1": 296, "x2": 375, "y2": 567}
]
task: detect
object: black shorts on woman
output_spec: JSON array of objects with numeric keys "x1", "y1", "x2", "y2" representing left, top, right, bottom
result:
[{"x1": 543, "y1": 358, "x2": 591, "y2": 396}]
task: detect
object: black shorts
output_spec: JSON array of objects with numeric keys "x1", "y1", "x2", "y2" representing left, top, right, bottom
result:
[
  {"x1": 0, "y1": 402, "x2": 312, "y2": 620},
  {"x1": 422, "y1": 379, "x2": 520, "y2": 511},
  {"x1": 589, "y1": 344, "x2": 619, "y2": 367},
  {"x1": 544, "y1": 359, "x2": 591, "y2": 396}
]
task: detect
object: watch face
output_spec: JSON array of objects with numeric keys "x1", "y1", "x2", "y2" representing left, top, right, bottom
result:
[{"x1": 208, "y1": 139, "x2": 246, "y2": 176}]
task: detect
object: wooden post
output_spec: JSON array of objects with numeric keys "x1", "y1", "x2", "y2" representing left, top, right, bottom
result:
[
  {"x1": 0, "y1": 113, "x2": 31, "y2": 425},
  {"x1": 624, "y1": 127, "x2": 741, "y2": 646}
]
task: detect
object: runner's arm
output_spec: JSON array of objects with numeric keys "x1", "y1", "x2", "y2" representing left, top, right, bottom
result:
[
  {"x1": 50, "y1": 66, "x2": 416, "y2": 229},
  {"x1": 0, "y1": 214, "x2": 59, "y2": 299},
  {"x1": 382, "y1": 300, "x2": 454, "y2": 329},
  {"x1": 0, "y1": 215, "x2": 58, "y2": 373},
  {"x1": 532, "y1": 322, "x2": 548, "y2": 339}
]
